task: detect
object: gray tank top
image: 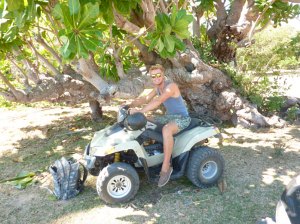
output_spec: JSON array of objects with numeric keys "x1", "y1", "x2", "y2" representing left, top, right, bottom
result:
[{"x1": 156, "y1": 81, "x2": 189, "y2": 117}]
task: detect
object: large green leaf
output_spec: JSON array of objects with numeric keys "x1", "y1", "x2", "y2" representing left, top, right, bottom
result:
[
  {"x1": 68, "y1": 0, "x2": 80, "y2": 16},
  {"x1": 78, "y1": 2, "x2": 99, "y2": 29},
  {"x1": 26, "y1": 0, "x2": 36, "y2": 21},
  {"x1": 0, "y1": 0, "x2": 4, "y2": 9},
  {"x1": 173, "y1": 19, "x2": 191, "y2": 39},
  {"x1": 100, "y1": 0, "x2": 114, "y2": 24},
  {"x1": 76, "y1": 36, "x2": 88, "y2": 58},
  {"x1": 81, "y1": 36, "x2": 102, "y2": 52},
  {"x1": 112, "y1": 0, "x2": 140, "y2": 15},
  {"x1": 173, "y1": 37, "x2": 185, "y2": 51},
  {"x1": 0, "y1": 171, "x2": 36, "y2": 189},
  {"x1": 175, "y1": 9, "x2": 193, "y2": 23},
  {"x1": 52, "y1": 3, "x2": 63, "y2": 20},
  {"x1": 113, "y1": 0, "x2": 130, "y2": 15},
  {"x1": 3, "y1": 25, "x2": 17, "y2": 42},
  {"x1": 156, "y1": 13, "x2": 170, "y2": 31},
  {"x1": 14, "y1": 11, "x2": 26, "y2": 28},
  {"x1": 164, "y1": 35, "x2": 175, "y2": 53},
  {"x1": 6, "y1": 0, "x2": 24, "y2": 11},
  {"x1": 157, "y1": 38, "x2": 164, "y2": 52},
  {"x1": 81, "y1": 29, "x2": 103, "y2": 37},
  {"x1": 60, "y1": 34, "x2": 76, "y2": 59},
  {"x1": 163, "y1": 24, "x2": 172, "y2": 35},
  {"x1": 148, "y1": 34, "x2": 159, "y2": 51},
  {"x1": 52, "y1": 4, "x2": 73, "y2": 29}
]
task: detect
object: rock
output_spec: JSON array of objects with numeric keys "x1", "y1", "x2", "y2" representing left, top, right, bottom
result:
[
  {"x1": 267, "y1": 115, "x2": 286, "y2": 128},
  {"x1": 236, "y1": 117, "x2": 251, "y2": 128},
  {"x1": 282, "y1": 96, "x2": 300, "y2": 109}
]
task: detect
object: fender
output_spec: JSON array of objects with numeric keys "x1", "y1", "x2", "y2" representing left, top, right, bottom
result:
[
  {"x1": 173, "y1": 126, "x2": 220, "y2": 157},
  {"x1": 93, "y1": 140, "x2": 148, "y2": 159}
]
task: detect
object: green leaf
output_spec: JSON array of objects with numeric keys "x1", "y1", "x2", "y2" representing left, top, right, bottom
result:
[
  {"x1": 123, "y1": 46, "x2": 130, "y2": 55},
  {"x1": 164, "y1": 24, "x2": 172, "y2": 35},
  {"x1": 81, "y1": 29, "x2": 102, "y2": 38},
  {"x1": 113, "y1": 0, "x2": 130, "y2": 15},
  {"x1": 76, "y1": 36, "x2": 89, "y2": 58},
  {"x1": 174, "y1": 37, "x2": 185, "y2": 51},
  {"x1": 6, "y1": 0, "x2": 24, "y2": 11},
  {"x1": 3, "y1": 26, "x2": 18, "y2": 42},
  {"x1": 164, "y1": 35, "x2": 175, "y2": 53},
  {"x1": 81, "y1": 36, "x2": 102, "y2": 52},
  {"x1": 60, "y1": 33, "x2": 76, "y2": 59},
  {"x1": 103, "y1": 8, "x2": 114, "y2": 24},
  {"x1": 156, "y1": 13, "x2": 170, "y2": 31},
  {"x1": 157, "y1": 38, "x2": 164, "y2": 52},
  {"x1": 100, "y1": 0, "x2": 114, "y2": 24},
  {"x1": 26, "y1": 0, "x2": 36, "y2": 21},
  {"x1": 68, "y1": 0, "x2": 80, "y2": 16},
  {"x1": 14, "y1": 11, "x2": 26, "y2": 28},
  {"x1": 78, "y1": 2, "x2": 99, "y2": 29},
  {"x1": 173, "y1": 19, "x2": 191, "y2": 39},
  {"x1": 148, "y1": 35, "x2": 159, "y2": 51},
  {"x1": 52, "y1": 4, "x2": 73, "y2": 29},
  {"x1": 52, "y1": 3, "x2": 63, "y2": 20},
  {"x1": 0, "y1": 171, "x2": 35, "y2": 183},
  {"x1": 170, "y1": 6, "x2": 177, "y2": 26}
]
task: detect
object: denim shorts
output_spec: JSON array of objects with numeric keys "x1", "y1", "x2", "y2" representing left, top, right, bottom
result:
[{"x1": 154, "y1": 115, "x2": 191, "y2": 131}]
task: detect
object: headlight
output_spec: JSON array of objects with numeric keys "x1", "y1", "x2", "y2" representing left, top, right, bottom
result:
[{"x1": 117, "y1": 106, "x2": 129, "y2": 123}]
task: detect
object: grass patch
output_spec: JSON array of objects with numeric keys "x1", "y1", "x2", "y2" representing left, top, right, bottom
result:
[{"x1": 0, "y1": 105, "x2": 299, "y2": 224}]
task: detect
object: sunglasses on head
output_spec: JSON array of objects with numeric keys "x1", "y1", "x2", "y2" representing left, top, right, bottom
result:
[{"x1": 151, "y1": 73, "x2": 162, "y2": 78}]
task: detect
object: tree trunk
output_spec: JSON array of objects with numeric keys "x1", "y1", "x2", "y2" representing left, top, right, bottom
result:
[
  {"x1": 89, "y1": 100, "x2": 103, "y2": 121},
  {"x1": 207, "y1": 0, "x2": 258, "y2": 62},
  {"x1": 114, "y1": 46, "x2": 284, "y2": 128}
]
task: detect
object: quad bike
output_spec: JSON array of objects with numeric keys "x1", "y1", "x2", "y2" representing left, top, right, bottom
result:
[{"x1": 84, "y1": 106, "x2": 225, "y2": 204}]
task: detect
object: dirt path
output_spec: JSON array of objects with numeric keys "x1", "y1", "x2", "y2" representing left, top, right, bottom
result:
[{"x1": 0, "y1": 105, "x2": 299, "y2": 224}]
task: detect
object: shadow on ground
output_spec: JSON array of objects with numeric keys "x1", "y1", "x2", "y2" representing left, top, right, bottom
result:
[{"x1": 0, "y1": 107, "x2": 299, "y2": 224}]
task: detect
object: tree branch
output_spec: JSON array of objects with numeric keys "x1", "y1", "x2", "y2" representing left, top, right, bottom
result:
[
  {"x1": 248, "y1": 0, "x2": 276, "y2": 41},
  {"x1": 0, "y1": 72, "x2": 16, "y2": 91},
  {"x1": 109, "y1": 26, "x2": 126, "y2": 79},
  {"x1": 113, "y1": 7, "x2": 141, "y2": 34},
  {"x1": 159, "y1": 0, "x2": 168, "y2": 13},
  {"x1": 12, "y1": 48, "x2": 40, "y2": 84},
  {"x1": 35, "y1": 33, "x2": 63, "y2": 66},
  {"x1": 226, "y1": 0, "x2": 246, "y2": 26},
  {"x1": 128, "y1": 36, "x2": 157, "y2": 64},
  {"x1": 27, "y1": 40, "x2": 60, "y2": 76},
  {"x1": 140, "y1": 0, "x2": 156, "y2": 28},
  {"x1": 207, "y1": 0, "x2": 227, "y2": 40}
]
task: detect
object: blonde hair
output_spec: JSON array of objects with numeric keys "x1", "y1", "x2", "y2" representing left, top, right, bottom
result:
[{"x1": 149, "y1": 64, "x2": 165, "y2": 73}]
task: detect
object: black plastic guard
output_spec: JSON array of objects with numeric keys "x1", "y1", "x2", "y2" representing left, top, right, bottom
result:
[{"x1": 170, "y1": 151, "x2": 190, "y2": 180}]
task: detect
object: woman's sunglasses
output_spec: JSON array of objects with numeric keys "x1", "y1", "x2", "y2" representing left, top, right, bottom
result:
[{"x1": 151, "y1": 73, "x2": 162, "y2": 78}]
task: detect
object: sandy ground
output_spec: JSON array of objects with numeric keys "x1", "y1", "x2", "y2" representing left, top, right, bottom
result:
[{"x1": 0, "y1": 104, "x2": 299, "y2": 224}]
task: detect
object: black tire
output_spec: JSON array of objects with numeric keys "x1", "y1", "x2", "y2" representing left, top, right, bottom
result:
[
  {"x1": 186, "y1": 146, "x2": 224, "y2": 188},
  {"x1": 96, "y1": 162, "x2": 139, "y2": 204}
]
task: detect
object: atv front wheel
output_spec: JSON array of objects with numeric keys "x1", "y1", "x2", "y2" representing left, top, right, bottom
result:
[
  {"x1": 187, "y1": 146, "x2": 224, "y2": 188},
  {"x1": 96, "y1": 162, "x2": 139, "y2": 204}
]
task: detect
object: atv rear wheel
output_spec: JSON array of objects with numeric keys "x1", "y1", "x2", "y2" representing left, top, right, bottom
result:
[
  {"x1": 96, "y1": 162, "x2": 139, "y2": 204},
  {"x1": 186, "y1": 146, "x2": 224, "y2": 188}
]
